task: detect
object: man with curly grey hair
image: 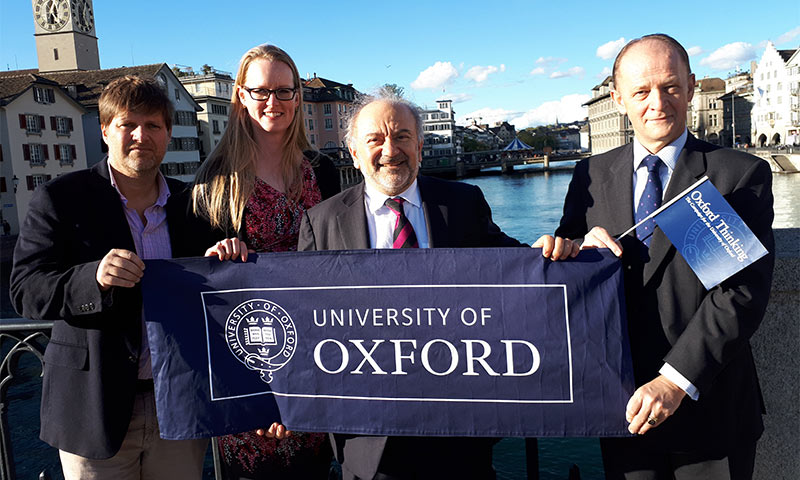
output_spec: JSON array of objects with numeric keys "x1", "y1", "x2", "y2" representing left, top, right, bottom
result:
[{"x1": 299, "y1": 93, "x2": 575, "y2": 479}]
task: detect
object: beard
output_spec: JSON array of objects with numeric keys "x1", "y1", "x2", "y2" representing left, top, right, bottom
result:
[{"x1": 366, "y1": 154, "x2": 419, "y2": 196}]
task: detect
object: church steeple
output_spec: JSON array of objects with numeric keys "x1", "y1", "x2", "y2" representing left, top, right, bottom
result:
[{"x1": 32, "y1": 0, "x2": 100, "y2": 72}]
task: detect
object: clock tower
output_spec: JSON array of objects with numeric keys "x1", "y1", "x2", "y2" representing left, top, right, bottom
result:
[{"x1": 32, "y1": 0, "x2": 100, "y2": 72}]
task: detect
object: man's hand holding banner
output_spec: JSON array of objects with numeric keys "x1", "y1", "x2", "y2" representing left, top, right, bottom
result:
[{"x1": 142, "y1": 248, "x2": 635, "y2": 440}]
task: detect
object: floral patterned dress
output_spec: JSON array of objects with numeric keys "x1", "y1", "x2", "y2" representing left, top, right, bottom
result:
[{"x1": 218, "y1": 159, "x2": 331, "y2": 479}]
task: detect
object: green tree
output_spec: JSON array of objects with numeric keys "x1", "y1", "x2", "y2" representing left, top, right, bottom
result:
[
  {"x1": 379, "y1": 83, "x2": 405, "y2": 98},
  {"x1": 517, "y1": 129, "x2": 536, "y2": 147},
  {"x1": 517, "y1": 127, "x2": 557, "y2": 150},
  {"x1": 202, "y1": 64, "x2": 213, "y2": 74},
  {"x1": 462, "y1": 137, "x2": 491, "y2": 152}
]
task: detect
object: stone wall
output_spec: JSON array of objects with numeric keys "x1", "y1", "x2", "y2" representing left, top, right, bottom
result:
[{"x1": 752, "y1": 228, "x2": 800, "y2": 479}]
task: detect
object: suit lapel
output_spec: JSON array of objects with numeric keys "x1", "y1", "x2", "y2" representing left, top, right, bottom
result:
[
  {"x1": 604, "y1": 144, "x2": 636, "y2": 237},
  {"x1": 418, "y1": 176, "x2": 448, "y2": 248},
  {"x1": 643, "y1": 135, "x2": 707, "y2": 285},
  {"x1": 89, "y1": 158, "x2": 142, "y2": 353},
  {"x1": 336, "y1": 183, "x2": 370, "y2": 249},
  {"x1": 90, "y1": 159, "x2": 137, "y2": 252}
]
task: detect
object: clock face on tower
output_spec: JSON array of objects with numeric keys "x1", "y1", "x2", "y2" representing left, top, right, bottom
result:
[
  {"x1": 72, "y1": 0, "x2": 94, "y2": 33},
  {"x1": 34, "y1": 0, "x2": 70, "y2": 31}
]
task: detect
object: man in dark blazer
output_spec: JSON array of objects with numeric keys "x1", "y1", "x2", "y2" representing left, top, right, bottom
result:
[
  {"x1": 556, "y1": 34, "x2": 774, "y2": 479},
  {"x1": 297, "y1": 95, "x2": 540, "y2": 479},
  {"x1": 11, "y1": 76, "x2": 216, "y2": 478}
]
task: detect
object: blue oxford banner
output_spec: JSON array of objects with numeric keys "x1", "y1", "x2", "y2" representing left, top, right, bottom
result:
[
  {"x1": 142, "y1": 248, "x2": 634, "y2": 440},
  {"x1": 654, "y1": 177, "x2": 769, "y2": 289}
]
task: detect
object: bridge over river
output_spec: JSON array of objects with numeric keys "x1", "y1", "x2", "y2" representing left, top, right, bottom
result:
[
  {"x1": 326, "y1": 148, "x2": 591, "y2": 188},
  {"x1": 422, "y1": 150, "x2": 590, "y2": 177}
]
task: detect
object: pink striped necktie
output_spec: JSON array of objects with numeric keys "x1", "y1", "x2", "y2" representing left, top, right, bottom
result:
[{"x1": 384, "y1": 197, "x2": 419, "y2": 249}]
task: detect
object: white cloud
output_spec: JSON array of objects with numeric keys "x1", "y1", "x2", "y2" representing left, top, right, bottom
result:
[
  {"x1": 596, "y1": 66, "x2": 612, "y2": 80},
  {"x1": 530, "y1": 67, "x2": 546, "y2": 76},
  {"x1": 457, "y1": 107, "x2": 519, "y2": 126},
  {"x1": 699, "y1": 42, "x2": 757, "y2": 70},
  {"x1": 549, "y1": 66, "x2": 585, "y2": 79},
  {"x1": 443, "y1": 93, "x2": 473, "y2": 103},
  {"x1": 776, "y1": 26, "x2": 800, "y2": 45},
  {"x1": 535, "y1": 56, "x2": 567, "y2": 67},
  {"x1": 464, "y1": 64, "x2": 505, "y2": 83},
  {"x1": 510, "y1": 94, "x2": 590, "y2": 129},
  {"x1": 410, "y1": 61, "x2": 458, "y2": 90},
  {"x1": 687, "y1": 46, "x2": 704, "y2": 57},
  {"x1": 597, "y1": 37, "x2": 626, "y2": 60}
]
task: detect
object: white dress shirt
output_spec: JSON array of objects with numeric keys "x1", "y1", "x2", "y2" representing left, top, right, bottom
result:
[
  {"x1": 363, "y1": 179, "x2": 430, "y2": 249},
  {"x1": 631, "y1": 129, "x2": 699, "y2": 401}
]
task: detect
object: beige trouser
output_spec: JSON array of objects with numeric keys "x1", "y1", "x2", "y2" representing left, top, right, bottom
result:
[{"x1": 59, "y1": 389, "x2": 208, "y2": 480}]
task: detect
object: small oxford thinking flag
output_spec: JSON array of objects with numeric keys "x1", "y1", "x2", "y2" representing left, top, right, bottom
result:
[{"x1": 619, "y1": 176, "x2": 768, "y2": 290}]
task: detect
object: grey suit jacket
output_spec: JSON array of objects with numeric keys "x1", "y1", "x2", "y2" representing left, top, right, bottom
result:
[
  {"x1": 556, "y1": 134, "x2": 774, "y2": 452},
  {"x1": 298, "y1": 174, "x2": 520, "y2": 479},
  {"x1": 298, "y1": 175, "x2": 522, "y2": 251}
]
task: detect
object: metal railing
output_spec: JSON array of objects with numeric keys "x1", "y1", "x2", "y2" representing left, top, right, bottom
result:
[{"x1": 0, "y1": 319, "x2": 51, "y2": 480}]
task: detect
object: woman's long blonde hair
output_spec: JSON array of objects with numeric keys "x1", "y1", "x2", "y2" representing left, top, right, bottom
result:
[{"x1": 192, "y1": 44, "x2": 311, "y2": 232}]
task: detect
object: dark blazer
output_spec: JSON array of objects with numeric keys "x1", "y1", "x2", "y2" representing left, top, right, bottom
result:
[
  {"x1": 298, "y1": 175, "x2": 521, "y2": 479},
  {"x1": 298, "y1": 175, "x2": 521, "y2": 251},
  {"x1": 10, "y1": 159, "x2": 218, "y2": 459},
  {"x1": 556, "y1": 135, "x2": 774, "y2": 453}
]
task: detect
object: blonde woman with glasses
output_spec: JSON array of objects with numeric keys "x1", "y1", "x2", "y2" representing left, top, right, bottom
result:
[{"x1": 193, "y1": 44, "x2": 338, "y2": 479}]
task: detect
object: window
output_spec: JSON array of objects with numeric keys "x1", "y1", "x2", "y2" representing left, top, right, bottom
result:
[
  {"x1": 310, "y1": 134, "x2": 315, "y2": 145},
  {"x1": 324, "y1": 141, "x2": 337, "y2": 149},
  {"x1": 308, "y1": 119, "x2": 314, "y2": 131},
  {"x1": 24, "y1": 144, "x2": 48, "y2": 165},
  {"x1": 55, "y1": 144, "x2": 75, "y2": 165},
  {"x1": 29, "y1": 174, "x2": 50, "y2": 190},
  {"x1": 777, "y1": 82, "x2": 782, "y2": 90},
  {"x1": 307, "y1": 104, "x2": 313, "y2": 115},
  {"x1": 324, "y1": 104, "x2": 332, "y2": 115},
  {"x1": 33, "y1": 86, "x2": 55, "y2": 104},
  {"x1": 22, "y1": 114, "x2": 44, "y2": 134},
  {"x1": 180, "y1": 137, "x2": 197, "y2": 151},
  {"x1": 223, "y1": 121, "x2": 228, "y2": 129},
  {"x1": 174, "y1": 111, "x2": 197, "y2": 126},
  {"x1": 324, "y1": 118, "x2": 333, "y2": 130},
  {"x1": 174, "y1": 89, "x2": 180, "y2": 101},
  {"x1": 212, "y1": 120, "x2": 220, "y2": 134},
  {"x1": 52, "y1": 116, "x2": 72, "y2": 135},
  {"x1": 160, "y1": 161, "x2": 200, "y2": 176},
  {"x1": 211, "y1": 104, "x2": 228, "y2": 115}
]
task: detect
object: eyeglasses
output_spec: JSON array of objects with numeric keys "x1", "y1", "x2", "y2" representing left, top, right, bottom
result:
[{"x1": 241, "y1": 86, "x2": 296, "y2": 101}]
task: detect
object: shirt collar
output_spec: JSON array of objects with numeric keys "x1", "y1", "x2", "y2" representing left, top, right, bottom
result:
[
  {"x1": 364, "y1": 178, "x2": 422, "y2": 214},
  {"x1": 632, "y1": 129, "x2": 687, "y2": 172},
  {"x1": 107, "y1": 159, "x2": 171, "y2": 208}
]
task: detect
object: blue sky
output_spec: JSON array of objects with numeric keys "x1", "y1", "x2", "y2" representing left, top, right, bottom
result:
[{"x1": 2, "y1": 1, "x2": 798, "y2": 129}]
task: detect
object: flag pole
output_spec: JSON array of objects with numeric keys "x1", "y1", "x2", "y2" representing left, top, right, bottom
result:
[{"x1": 616, "y1": 176, "x2": 709, "y2": 241}]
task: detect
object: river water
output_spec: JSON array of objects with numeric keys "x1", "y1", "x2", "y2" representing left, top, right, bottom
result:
[
  {"x1": 6, "y1": 166, "x2": 798, "y2": 480},
  {"x1": 462, "y1": 162, "x2": 800, "y2": 241},
  {"x1": 459, "y1": 164, "x2": 800, "y2": 479}
]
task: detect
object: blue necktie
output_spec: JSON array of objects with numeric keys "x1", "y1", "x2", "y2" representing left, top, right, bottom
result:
[{"x1": 635, "y1": 155, "x2": 663, "y2": 247}]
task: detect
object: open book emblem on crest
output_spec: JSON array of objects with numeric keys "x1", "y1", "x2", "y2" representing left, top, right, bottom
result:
[{"x1": 224, "y1": 299, "x2": 297, "y2": 383}]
